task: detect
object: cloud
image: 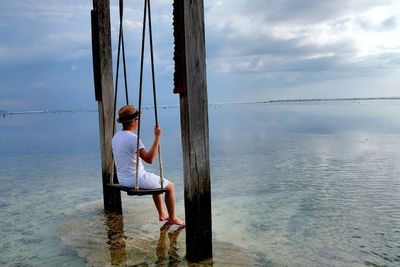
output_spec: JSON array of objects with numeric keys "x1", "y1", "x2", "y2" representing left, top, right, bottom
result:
[
  {"x1": 358, "y1": 15, "x2": 398, "y2": 31},
  {"x1": 41, "y1": 33, "x2": 89, "y2": 45},
  {"x1": 0, "y1": 0, "x2": 173, "y2": 66},
  {"x1": 0, "y1": 2, "x2": 92, "y2": 65},
  {"x1": 1, "y1": 0, "x2": 400, "y2": 110},
  {"x1": 205, "y1": 0, "x2": 400, "y2": 91},
  {"x1": 0, "y1": 34, "x2": 91, "y2": 64},
  {"x1": 1, "y1": 1, "x2": 90, "y2": 24},
  {"x1": 233, "y1": 0, "x2": 392, "y2": 25},
  {"x1": 109, "y1": 0, "x2": 175, "y2": 81}
]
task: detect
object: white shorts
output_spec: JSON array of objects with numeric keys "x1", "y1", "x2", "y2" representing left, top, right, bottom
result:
[
  {"x1": 140, "y1": 171, "x2": 169, "y2": 189},
  {"x1": 120, "y1": 171, "x2": 169, "y2": 189}
]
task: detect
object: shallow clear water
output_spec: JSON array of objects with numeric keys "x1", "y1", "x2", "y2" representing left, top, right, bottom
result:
[{"x1": 1, "y1": 100, "x2": 400, "y2": 266}]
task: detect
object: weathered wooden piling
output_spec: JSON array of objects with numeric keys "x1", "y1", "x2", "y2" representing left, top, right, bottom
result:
[
  {"x1": 91, "y1": 0, "x2": 122, "y2": 213},
  {"x1": 91, "y1": 0, "x2": 212, "y2": 260},
  {"x1": 173, "y1": 0, "x2": 213, "y2": 262}
]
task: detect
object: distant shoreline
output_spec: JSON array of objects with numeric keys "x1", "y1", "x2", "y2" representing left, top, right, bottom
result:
[
  {"x1": 269, "y1": 96, "x2": 400, "y2": 103},
  {"x1": 0, "y1": 108, "x2": 98, "y2": 116},
  {"x1": 209, "y1": 96, "x2": 400, "y2": 106},
  {"x1": 212, "y1": 96, "x2": 400, "y2": 105},
  {"x1": 1, "y1": 96, "x2": 400, "y2": 116}
]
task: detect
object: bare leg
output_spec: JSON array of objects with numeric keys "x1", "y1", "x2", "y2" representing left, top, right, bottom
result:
[
  {"x1": 165, "y1": 182, "x2": 185, "y2": 227},
  {"x1": 153, "y1": 194, "x2": 168, "y2": 221}
]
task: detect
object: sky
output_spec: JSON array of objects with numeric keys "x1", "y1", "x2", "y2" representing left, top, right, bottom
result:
[{"x1": 0, "y1": 0, "x2": 399, "y2": 111}]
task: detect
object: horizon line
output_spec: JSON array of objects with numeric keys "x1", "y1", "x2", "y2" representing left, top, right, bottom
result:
[{"x1": 2, "y1": 96, "x2": 400, "y2": 116}]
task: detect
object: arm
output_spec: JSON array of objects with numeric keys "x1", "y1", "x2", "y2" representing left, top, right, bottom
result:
[{"x1": 139, "y1": 125, "x2": 162, "y2": 164}]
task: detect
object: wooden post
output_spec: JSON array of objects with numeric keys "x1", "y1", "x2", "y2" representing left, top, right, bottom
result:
[
  {"x1": 91, "y1": 0, "x2": 122, "y2": 213},
  {"x1": 173, "y1": 0, "x2": 212, "y2": 262}
]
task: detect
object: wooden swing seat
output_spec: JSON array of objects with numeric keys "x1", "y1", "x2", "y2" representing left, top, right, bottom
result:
[{"x1": 107, "y1": 184, "x2": 167, "y2": 196}]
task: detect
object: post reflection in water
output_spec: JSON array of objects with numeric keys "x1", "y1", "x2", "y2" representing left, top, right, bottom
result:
[
  {"x1": 104, "y1": 212, "x2": 127, "y2": 266},
  {"x1": 104, "y1": 212, "x2": 188, "y2": 266}
]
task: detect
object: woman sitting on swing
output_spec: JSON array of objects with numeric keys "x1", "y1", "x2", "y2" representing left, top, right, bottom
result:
[{"x1": 112, "y1": 105, "x2": 185, "y2": 227}]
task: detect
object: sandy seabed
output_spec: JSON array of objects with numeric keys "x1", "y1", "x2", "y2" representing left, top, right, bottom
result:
[{"x1": 58, "y1": 198, "x2": 258, "y2": 267}]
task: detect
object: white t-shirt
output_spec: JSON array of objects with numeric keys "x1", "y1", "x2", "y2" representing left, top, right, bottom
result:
[{"x1": 112, "y1": 130, "x2": 145, "y2": 186}]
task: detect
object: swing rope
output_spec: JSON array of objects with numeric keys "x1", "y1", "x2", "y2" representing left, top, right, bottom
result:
[
  {"x1": 147, "y1": 0, "x2": 164, "y2": 188},
  {"x1": 111, "y1": 0, "x2": 130, "y2": 185},
  {"x1": 135, "y1": 0, "x2": 146, "y2": 190},
  {"x1": 113, "y1": 0, "x2": 130, "y2": 138},
  {"x1": 111, "y1": 0, "x2": 164, "y2": 192},
  {"x1": 134, "y1": 0, "x2": 164, "y2": 191}
]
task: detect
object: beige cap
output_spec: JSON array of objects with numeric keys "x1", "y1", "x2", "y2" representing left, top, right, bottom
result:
[{"x1": 117, "y1": 105, "x2": 139, "y2": 123}]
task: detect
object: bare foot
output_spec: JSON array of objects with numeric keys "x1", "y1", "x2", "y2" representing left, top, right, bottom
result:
[
  {"x1": 168, "y1": 217, "x2": 186, "y2": 227},
  {"x1": 159, "y1": 213, "x2": 169, "y2": 222}
]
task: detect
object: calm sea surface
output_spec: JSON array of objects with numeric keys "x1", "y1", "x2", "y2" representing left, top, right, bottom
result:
[{"x1": 1, "y1": 100, "x2": 400, "y2": 266}]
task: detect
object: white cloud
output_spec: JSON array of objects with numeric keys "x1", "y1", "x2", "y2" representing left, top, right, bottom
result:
[
  {"x1": 0, "y1": 32, "x2": 91, "y2": 64},
  {"x1": 125, "y1": 18, "x2": 142, "y2": 31},
  {"x1": 0, "y1": 1, "x2": 92, "y2": 65},
  {"x1": 41, "y1": 33, "x2": 89, "y2": 46},
  {"x1": 1, "y1": 0, "x2": 400, "y2": 110},
  {"x1": 205, "y1": 1, "x2": 400, "y2": 78},
  {"x1": 2, "y1": 1, "x2": 90, "y2": 24}
]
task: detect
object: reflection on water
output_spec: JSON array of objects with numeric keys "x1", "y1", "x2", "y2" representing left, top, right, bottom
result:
[
  {"x1": 59, "y1": 200, "x2": 256, "y2": 266},
  {"x1": 1, "y1": 101, "x2": 400, "y2": 266},
  {"x1": 104, "y1": 211, "x2": 186, "y2": 266},
  {"x1": 156, "y1": 223, "x2": 185, "y2": 265},
  {"x1": 105, "y1": 212, "x2": 127, "y2": 265}
]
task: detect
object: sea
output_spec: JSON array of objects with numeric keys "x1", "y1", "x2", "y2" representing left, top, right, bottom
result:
[{"x1": 1, "y1": 99, "x2": 400, "y2": 266}]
